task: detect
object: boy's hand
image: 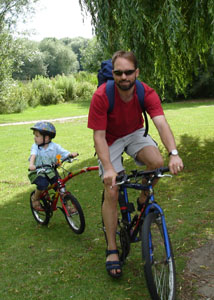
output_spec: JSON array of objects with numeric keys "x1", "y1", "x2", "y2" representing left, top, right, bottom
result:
[
  {"x1": 29, "y1": 165, "x2": 36, "y2": 171},
  {"x1": 70, "y1": 152, "x2": 79, "y2": 158}
]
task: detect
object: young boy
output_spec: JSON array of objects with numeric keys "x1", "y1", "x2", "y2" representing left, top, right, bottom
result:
[{"x1": 28, "y1": 121, "x2": 78, "y2": 210}]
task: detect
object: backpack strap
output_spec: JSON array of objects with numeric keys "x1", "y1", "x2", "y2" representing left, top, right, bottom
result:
[
  {"x1": 135, "y1": 80, "x2": 148, "y2": 137},
  {"x1": 106, "y1": 80, "x2": 115, "y2": 113},
  {"x1": 106, "y1": 80, "x2": 148, "y2": 137}
]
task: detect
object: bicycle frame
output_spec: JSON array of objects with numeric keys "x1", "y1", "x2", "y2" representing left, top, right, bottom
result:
[
  {"x1": 118, "y1": 173, "x2": 172, "y2": 259},
  {"x1": 40, "y1": 165, "x2": 99, "y2": 215}
]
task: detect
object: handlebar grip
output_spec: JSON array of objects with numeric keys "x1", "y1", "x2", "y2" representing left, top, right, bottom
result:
[
  {"x1": 61, "y1": 153, "x2": 79, "y2": 163},
  {"x1": 160, "y1": 166, "x2": 169, "y2": 173},
  {"x1": 116, "y1": 175, "x2": 124, "y2": 182}
]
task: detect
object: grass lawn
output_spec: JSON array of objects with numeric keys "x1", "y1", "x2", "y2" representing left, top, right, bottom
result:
[{"x1": 0, "y1": 99, "x2": 214, "y2": 299}]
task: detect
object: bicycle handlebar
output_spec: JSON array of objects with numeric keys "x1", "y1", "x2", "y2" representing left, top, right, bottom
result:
[
  {"x1": 28, "y1": 155, "x2": 78, "y2": 172},
  {"x1": 116, "y1": 167, "x2": 170, "y2": 183}
]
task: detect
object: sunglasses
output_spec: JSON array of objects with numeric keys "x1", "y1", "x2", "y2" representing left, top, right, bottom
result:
[{"x1": 113, "y1": 69, "x2": 136, "y2": 76}]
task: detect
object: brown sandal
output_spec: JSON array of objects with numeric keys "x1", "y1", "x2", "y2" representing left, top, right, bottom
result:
[{"x1": 31, "y1": 194, "x2": 43, "y2": 211}]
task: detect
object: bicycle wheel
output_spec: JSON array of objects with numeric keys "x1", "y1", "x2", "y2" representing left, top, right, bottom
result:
[
  {"x1": 63, "y1": 193, "x2": 85, "y2": 234},
  {"x1": 30, "y1": 191, "x2": 50, "y2": 225},
  {"x1": 141, "y1": 212, "x2": 176, "y2": 300}
]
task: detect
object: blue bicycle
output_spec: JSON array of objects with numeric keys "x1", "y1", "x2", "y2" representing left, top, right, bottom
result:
[{"x1": 102, "y1": 167, "x2": 176, "y2": 300}]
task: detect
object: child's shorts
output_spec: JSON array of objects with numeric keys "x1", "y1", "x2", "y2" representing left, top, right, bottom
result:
[{"x1": 33, "y1": 175, "x2": 58, "y2": 191}]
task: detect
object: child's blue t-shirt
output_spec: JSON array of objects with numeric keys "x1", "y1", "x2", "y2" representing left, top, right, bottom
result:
[
  {"x1": 30, "y1": 142, "x2": 70, "y2": 167},
  {"x1": 28, "y1": 142, "x2": 70, "y2": 183}
]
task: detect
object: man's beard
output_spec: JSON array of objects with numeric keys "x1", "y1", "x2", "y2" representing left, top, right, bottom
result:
[{"x1": 116, "y1": 79, "x2": 136, "y2": 91}]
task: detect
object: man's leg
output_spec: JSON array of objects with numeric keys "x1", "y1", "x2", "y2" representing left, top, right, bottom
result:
[
  {"x1": 102, "y1": 184, "x2": 122, "y2": 276},
  {"x1": 136, "y1": 145, "x2": 164, "y2": 203}
]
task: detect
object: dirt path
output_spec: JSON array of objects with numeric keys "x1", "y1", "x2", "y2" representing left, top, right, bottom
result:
[
  {"x1": 181, "y1": 240, "x2": 214, "y2": 299},
  {"x1": 0, "y1": 115, "x2": 88, "y2": 126}
]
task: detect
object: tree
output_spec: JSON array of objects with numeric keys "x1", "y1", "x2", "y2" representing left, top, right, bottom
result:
[
  {"x1": 12, "y1": 38, "x2": 47, "y2": 80},
  {"x1": 79, "y1": 0, "x2": 214, "y2": 97},
  {"x1": 39, "y1": 38, "x2": 79, "y2": 77},
  {"x1": 80, "y1": 37, "x2": 107, "y2": 72},
  {"x1": 0, "y1": 0, "x2": 38, "y2": 83},
  {"x1": 61, "y1": 37, "x2": 89, "y2": 70},
  {"x1": 0, "y1": 0, "x2": 37, "y2": 29}
]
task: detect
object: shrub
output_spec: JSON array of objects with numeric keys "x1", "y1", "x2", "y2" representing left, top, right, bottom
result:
[
  {"x1": 31, "y1": 76, "x2": 63, "y2": 105},
  {"x1": 74, "y1": 71, "x2": 97, "y2": 86},
  {"x1": 0, "y1": 79, "x2": 28, "y2": 113},
  {"x1": 74, "y1": 81, "x2": 96, "y2": 101},
  {"x1": 53, "y1": 75, "x2": 76, "y2": 101}
]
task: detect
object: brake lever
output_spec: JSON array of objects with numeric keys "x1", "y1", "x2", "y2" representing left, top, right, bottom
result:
[
  {"x1": 157, "y1": 174, "x2": 172, "y2": 178},
  {"x1": 111, "y1": 177, "x2": 130, "y2": 188}
]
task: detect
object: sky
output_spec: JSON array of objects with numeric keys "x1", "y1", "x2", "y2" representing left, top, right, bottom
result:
[{"x1": 17, "y1": 0, "x2": 93, "y2": 41}]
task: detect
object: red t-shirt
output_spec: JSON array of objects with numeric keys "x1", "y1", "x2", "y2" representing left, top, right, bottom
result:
[{"x1": 88, "y1": 82, "x2": 164, "y2": 145}]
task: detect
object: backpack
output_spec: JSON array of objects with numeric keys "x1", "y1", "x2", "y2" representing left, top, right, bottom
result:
[{"x1": 97, "y1": 59, "x2": 149, "y2": 137}]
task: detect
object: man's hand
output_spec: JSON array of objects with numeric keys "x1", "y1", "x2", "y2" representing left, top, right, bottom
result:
[
  {"x1": 169, "y1": 155, "x2": 184, "y2": 175},
  {"x1": 103, "y1": 168, "x2": 118, "y2": 187}
]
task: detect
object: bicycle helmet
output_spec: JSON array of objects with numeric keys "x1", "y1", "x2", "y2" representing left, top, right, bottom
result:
[{"x1": 30, "y1": 121, "x2": 56, "y2": 138}]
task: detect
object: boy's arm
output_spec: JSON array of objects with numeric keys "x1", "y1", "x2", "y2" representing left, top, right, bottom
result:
[{"x1": 29, "y1": 154, "x2": 36, "y2": 171}]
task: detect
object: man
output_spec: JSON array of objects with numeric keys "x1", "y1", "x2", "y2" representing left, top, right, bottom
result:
[{"x1": 88, "y1": 50, "x2": 183, "y2": 278}]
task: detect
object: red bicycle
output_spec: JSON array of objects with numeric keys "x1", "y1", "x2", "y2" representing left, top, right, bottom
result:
[{"x1": 30, "y1": 155, "x2": 98, "y2": 234}]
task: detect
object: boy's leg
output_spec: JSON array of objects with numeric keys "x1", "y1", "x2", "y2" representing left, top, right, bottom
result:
[
  {"x1": 31, "y1": 188, "x2": 43, "y2": 210},
  {"x1": 32, "y1": 176, "x2": 50, "y2": 210}
]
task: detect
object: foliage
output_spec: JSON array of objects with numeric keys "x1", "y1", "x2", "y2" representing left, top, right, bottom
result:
[
  {"x1": 74, "y1": 71, "x2": 97, "y2": 85},
  {"x1": 79, "y1": 0, "x2": 214, "y2": 98},
  {"x1": 187, "y1": 54, "x2": 214, "y2": 98},
  {"x1": 39, "y1": 38, "x2": 79, "y2": 77},
  {"x1": 0, "y1": 0, "x2": 38, "y2": 31},
  {"x1": 12, "y1": 38, "x2": 47, "y2": 80},
  {"x1": 0, "y1": 0, "x2": 39, "y2": 98},
  {"x1": 31, "y1": 76, "x2": 64, "y2": 105},
  {"x1": 0, "y1": 79, "x2": 27, "y2": 113},
  {"x1": 74, "y1": 80, "x2": 96, "y2": 101},
  {"x1": 61, "y1": 36, "x2": 90, "y2": 71},
  {"x1": 0, "y1": 73, "x2": 97, "y2": 114},
  {"x1": 0, "y1": 31, "x2": 14, "y2": 84},
  {"x1": 80, "y1": 37, "x2": 107, "y2": 72},
  {"x1": 52, "y1": 75, "x2": 76, "y2": 102}
]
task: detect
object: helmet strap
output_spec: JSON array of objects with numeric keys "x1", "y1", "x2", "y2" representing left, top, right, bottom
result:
[{"x1": 38, "y1": 135, "x2": 51, "y2": 148}]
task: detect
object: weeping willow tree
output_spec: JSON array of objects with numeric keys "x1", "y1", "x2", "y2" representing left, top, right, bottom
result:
[{"x1": 79, "y1": 0, "x2": 214, "y2": 97}]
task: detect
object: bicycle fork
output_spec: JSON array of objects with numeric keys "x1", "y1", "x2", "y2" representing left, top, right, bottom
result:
[{"x1": 145, "y1": 201, "x2": 172, "y2": 260}]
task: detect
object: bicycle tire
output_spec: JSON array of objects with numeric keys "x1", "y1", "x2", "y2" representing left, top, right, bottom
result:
[
  {"x1": 63, "y1": 193, "x2": 85, "y2": 234},
  {"x1": 30, "y1": 191, "x2": 50, "y2": 225},
  {"x1": 141, "y1": 212, "x2": 176, "y2": 300}
]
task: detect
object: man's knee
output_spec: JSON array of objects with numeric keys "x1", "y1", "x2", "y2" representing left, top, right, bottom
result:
[
  {"x1": 148, "y1": 156, "x2": 164, "y2": 169},
  {"x1": 104, "y1": 185, "x2": 118, "y2": 203},
  {"x1": 137, "y1": 146, "x2": 164, "y2": 169}
]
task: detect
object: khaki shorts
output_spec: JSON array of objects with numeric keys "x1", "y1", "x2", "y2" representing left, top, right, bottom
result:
[{"x1": 99, "y1": 128, "x2": 158, "y2": 178}]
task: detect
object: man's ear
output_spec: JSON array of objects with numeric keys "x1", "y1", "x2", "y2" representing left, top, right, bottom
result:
[{"x1": 136, "y1": 68, "x2": 140, "y2": 77}]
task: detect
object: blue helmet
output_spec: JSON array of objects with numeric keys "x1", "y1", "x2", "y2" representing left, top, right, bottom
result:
[{"x1": 30, "y1": 121, "x2": 56, "y2": 138}]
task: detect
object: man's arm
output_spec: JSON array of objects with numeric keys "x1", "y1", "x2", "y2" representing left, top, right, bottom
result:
[
  {"x1": 152, "y1": 115, "x2": 184, "y2": 174},
  {"x1": 93, "y1": 130, "x2": 117, "y2": 186}
]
